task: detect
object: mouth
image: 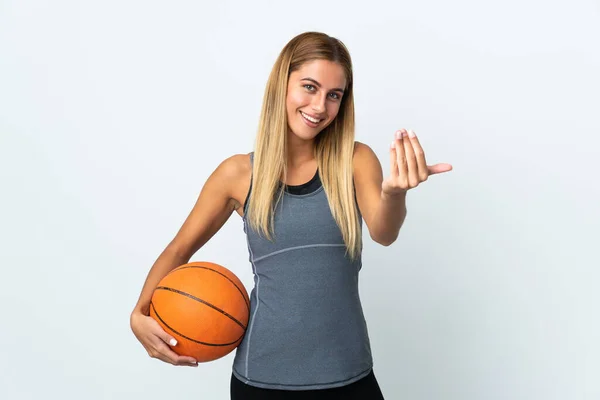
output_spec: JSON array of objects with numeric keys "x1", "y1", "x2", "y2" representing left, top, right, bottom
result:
[{"x1": 300, "y1": 111, "x2": 325, "y2": 128}]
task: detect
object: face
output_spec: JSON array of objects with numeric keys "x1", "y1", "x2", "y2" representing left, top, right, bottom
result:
[{"x1": 286, "y1": 59, "x2": 347, "y2": 141}]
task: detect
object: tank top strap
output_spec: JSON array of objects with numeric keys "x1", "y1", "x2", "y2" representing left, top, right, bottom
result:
[{"x1": 243, "y1": 152, "x2": 254, "y2": 215}]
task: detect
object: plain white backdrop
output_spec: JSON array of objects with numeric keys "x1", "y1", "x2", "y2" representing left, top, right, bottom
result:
[{"x1": 1, "y1": 1, "x2": 599, "y2": 399}]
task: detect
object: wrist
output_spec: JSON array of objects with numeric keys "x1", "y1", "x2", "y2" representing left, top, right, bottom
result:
[{"x1": 381, "y1": 188, "x2": 407, "y2": 200}]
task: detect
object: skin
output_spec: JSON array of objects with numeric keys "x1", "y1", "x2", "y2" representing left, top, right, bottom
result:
[
  {"x1": 130, "y1": 59, "x2": 453, "y2": 367},
  {"x1": 283, "y1": 59, "x2": 346, "y2": 180}
]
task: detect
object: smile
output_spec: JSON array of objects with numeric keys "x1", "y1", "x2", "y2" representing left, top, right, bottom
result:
[{"x1": 300, "y1": 111, "x2": 323, "y2": 125}]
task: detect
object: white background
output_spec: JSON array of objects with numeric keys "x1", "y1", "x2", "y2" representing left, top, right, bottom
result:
[{"x1": 1, "y1": 1, "x2": 599, "y2": 399}]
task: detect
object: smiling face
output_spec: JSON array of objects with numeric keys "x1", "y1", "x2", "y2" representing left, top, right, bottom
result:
[{"x1": 285, "y1": 59, "x2": 347, "y2": 142}]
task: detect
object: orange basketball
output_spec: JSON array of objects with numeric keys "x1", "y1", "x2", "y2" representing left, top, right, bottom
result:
[{"x1": 149, "y1": 261, "x2": 250, "y2": 362}]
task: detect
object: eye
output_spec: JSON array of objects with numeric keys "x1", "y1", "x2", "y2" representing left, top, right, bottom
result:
[
  {"x1": 303, "y1": 84, "x2": 316, "y2": 91},
  {"x1": 328, "y1": 92, "x2": 341, "y2": 100}
]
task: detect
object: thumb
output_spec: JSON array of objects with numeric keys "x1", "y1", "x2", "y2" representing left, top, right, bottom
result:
[{"x1": 427, "y1": 163, "x2": 453, "y2": 176}]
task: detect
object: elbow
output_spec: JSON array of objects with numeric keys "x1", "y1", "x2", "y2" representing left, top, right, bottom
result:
[
  {"x1": 371, "y1": 233, "x2": 398, "y2": 247},
  {"x1": 368, "y1": 212, "x2": 406, "y2": 247},
  {"x1": 380, "y1": 237, "x2": 398, "y2": 247}
]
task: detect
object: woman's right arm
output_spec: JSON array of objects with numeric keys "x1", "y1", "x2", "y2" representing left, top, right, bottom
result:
[{"x1": 129, "y1": 154, "x2": 246, "y2": 366}]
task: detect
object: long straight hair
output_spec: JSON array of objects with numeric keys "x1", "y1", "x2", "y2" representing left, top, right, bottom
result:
[{"x1": 246, "y1": 32, "x2": 362, "y2": 260}]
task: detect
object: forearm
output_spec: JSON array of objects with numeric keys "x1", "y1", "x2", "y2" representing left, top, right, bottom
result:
[
  {"x1": 132, "y1": 248, "x2": 190, "y2": 316},
  {"x1": 370, "y1": 190, "x2": 408, "y2": 246}
]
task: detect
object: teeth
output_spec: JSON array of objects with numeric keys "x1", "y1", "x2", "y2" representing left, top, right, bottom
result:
[{"x1": 301, "y1": 111, "x2": 320, "y2": 123}]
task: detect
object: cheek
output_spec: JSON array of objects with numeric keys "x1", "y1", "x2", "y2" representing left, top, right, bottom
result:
[
  {"x1": 327, "y1": 102, "x2": 342, "y2": 119},
  {"x1": 287, "y1": 90, "x2": 308, "y2": 109}
]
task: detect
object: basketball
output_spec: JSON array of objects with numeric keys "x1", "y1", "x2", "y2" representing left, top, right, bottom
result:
[{"x1": 149, "y1": 261, "x2": 250, "y2": 362}]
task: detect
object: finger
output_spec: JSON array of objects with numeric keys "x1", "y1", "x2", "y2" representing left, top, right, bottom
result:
[
  {"x1": 153, "y1": 351, "x2": 177, "y2": 365},
  {"x1": 427, "y1": 163, "x2": 453, "y2": 175},
  {"x1": 153, "y1": 340, "x2": 198, "y2": 366},
  {"x1": 389, "y1": 141, "x2": 399, "y2": 178},
  {"x1": 147, "y1": 319, "x2": 199, "y2": 365},
  {"x1": 147, "y1": 344, "x2": 177, "y2": 365},
  {"x1": 394, "y1": 130, "x2": 407, "y2": 185},
  {"x1": 176, "y1": 355, "x2": 199, "y2": 366},
  {"x1": 407, "y1": 130, "x2": 429, "y2": 181},
  {"x1": 152, "y1": 328, "x2": 198, "y2": 365},
  {"x1": 148, "y1": 319, "x2": 178, "y2": 348},
  {"x1": 402, "y1": 130, "x2": 418, "y2": 187}
]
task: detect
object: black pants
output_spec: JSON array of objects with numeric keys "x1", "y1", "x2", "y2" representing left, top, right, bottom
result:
[{"x1": 230, "y1": 370, "x2": 385, "y2": 400}]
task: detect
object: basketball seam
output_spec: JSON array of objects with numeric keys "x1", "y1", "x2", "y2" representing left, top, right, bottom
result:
[
  {"x1": 150, "y1": 302, "x2": 245, "y2": 347},
  {"x1": 172, "y1": 265, "x2": 250, "y2": 312},
  {"x1": 154, "y1": 286, "x2": 247, "y2": 330}
]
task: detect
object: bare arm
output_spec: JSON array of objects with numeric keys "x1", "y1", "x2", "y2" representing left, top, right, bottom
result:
[
  {"x1": 353, "y1": 129, "x2": 453, "y2": 246},
  {"x1": 353, "y1": 141, "x2": 407, "y2": 246},
  {"x1": 132, "y1": 154, "x2": 245, "y2": 316},
  {"x1": 130, "y1": 154, "x2": 246, "y2": 366}
]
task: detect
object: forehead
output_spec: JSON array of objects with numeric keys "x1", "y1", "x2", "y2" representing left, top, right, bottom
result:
[{"x1": 291, "y1": 60, "x2": 347, "y2": 88}]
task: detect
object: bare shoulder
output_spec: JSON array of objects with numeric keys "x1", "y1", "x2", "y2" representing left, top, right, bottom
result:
[
  {"x1": 215, "y1": 152, "x2": 252, "y2": 182},
  {"x1": 214, "y1": 153, "x2": 252, "y2": 216},
  {"x1": 165, "y1": 152, "x2": 252, "y2": 258},
  {"x1": 353, "y1": 141, "x2": 381, "y2": 172}
]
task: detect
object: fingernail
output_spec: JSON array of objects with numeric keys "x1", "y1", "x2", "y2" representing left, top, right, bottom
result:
[
  {"x1": 170, "y1": 339, "x2": 177, "y2": 346},
  {"x1": 390, "y1": 141, "x2": 395, "y2": 149},
  {"x1": 395, "y1": 131, "x2": 402, "y2": 139},
  {"x1": 408, "y1": 130, "x2": 416, "y2": 138},
  {"x1": 402, "y1": 131, "x2": 408, "y2": 138}
]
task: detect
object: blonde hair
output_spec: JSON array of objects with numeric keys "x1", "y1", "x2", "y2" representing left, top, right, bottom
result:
[{"x1": 247, "y1": 31, "x2": 362, "y2": 260}]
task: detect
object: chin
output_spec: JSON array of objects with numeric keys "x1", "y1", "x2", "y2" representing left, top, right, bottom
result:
[
  {"x1": 294, "y1": 117, "x2": 328, "y2": 138},
  {"x1": 290, "y1": 125, "x2": 323, "y2": 140},
  {"x1": 291, "y1": 131, "x2": 320, "y2": 141}
]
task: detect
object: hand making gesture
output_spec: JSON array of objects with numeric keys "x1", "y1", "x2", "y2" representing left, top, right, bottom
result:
[{"x1": 383, "y1": 128, "x2": 453, "y2": 195}]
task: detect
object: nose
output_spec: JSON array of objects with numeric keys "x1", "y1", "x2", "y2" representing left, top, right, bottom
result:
[{"x1": 311, "y1": 93, "x2": 326, "y2": 114}]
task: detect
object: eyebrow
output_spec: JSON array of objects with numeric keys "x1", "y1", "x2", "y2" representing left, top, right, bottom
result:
[{"x1": 300, "y1": 77, "x2": 345, "y2": 93}]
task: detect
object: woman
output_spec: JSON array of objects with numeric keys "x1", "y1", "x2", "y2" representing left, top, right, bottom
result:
[{"x1": 130, "y1": 31, "x2": 452, "y2": 399}]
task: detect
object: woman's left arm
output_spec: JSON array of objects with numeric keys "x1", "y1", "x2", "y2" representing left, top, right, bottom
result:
[{"x1": 353, "y1": 129, "x2": 453, "y2": 246}]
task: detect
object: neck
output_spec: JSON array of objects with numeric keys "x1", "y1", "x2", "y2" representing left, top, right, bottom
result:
[{"x1": 286, "y1": 133, "x2": 316, "y2": 168}]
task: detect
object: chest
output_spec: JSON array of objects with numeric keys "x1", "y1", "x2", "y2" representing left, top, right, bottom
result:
[{"x1": 244, "y1": 190, "x2": 345, "y2": 257}]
